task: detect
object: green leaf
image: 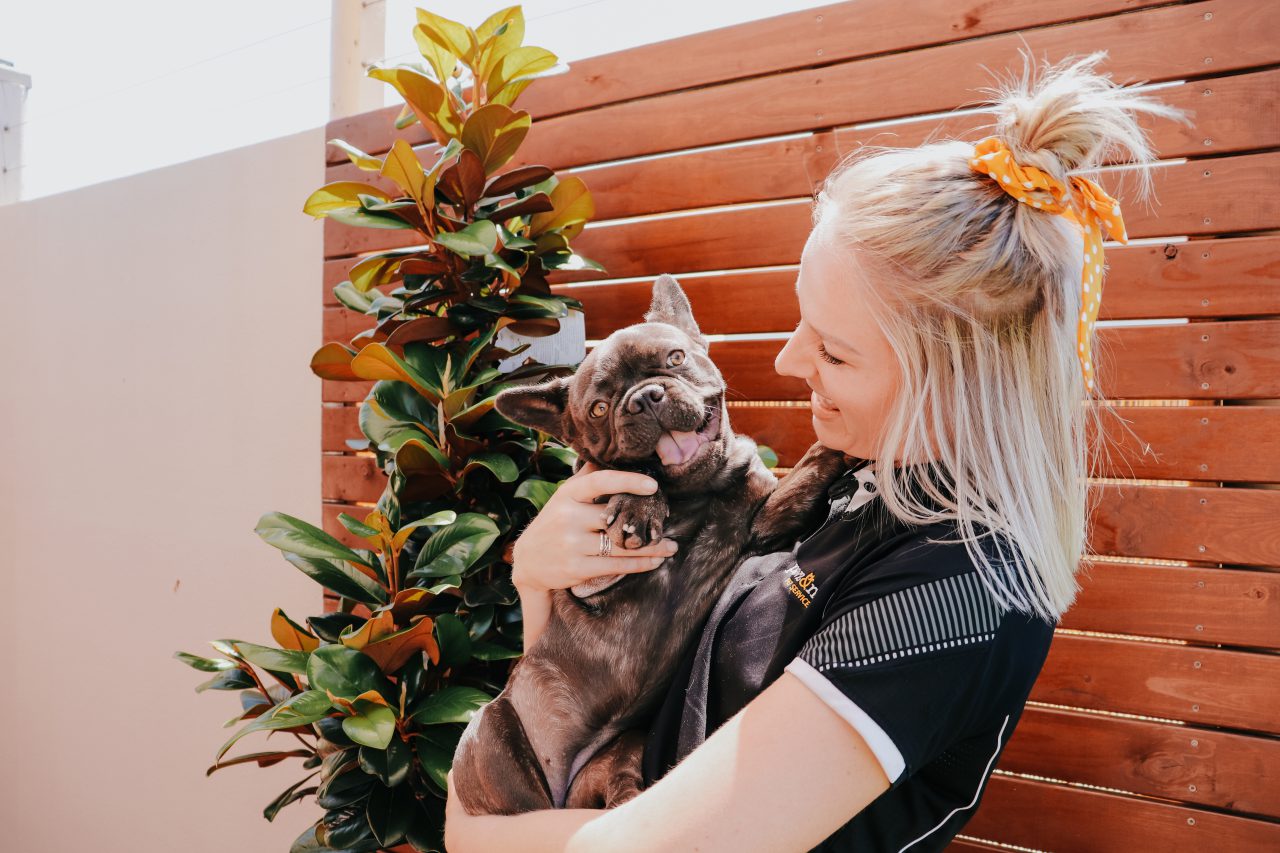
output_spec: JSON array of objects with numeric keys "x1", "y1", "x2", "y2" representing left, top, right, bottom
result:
[
  {"x1": 470, "y1": 639, "x2": 522, "y2": 661},
  {"x1": 413, "y1": 737, "x2": 452, "y2": 790},
  {"x1": 358, "y1": 736, "x2": 411, "y2": 787},
  {"x1": 263, "y1": 770, "x2": 321, "y2": 822},
  {"x1": 409, "y1": 686, "x2": 491, "y2": 725},
  {"x1": 232, "y1": 642, "x2": 310, "y2": 675},
  {"x1": 756, "y1": 444, "x2": 779, "y2": 469},
  {"x1": 255, "y1": 512, "x2": 376, "y2": 568},
  {"x1": 194, "y1": 669, "x2": 255, "y2": 693},
  {"x1": 435, "y1": 220, "x2": 499, "y2": 256},
  {"x1": 333, "y1": 280, "x2": 376, "y2": 314},
  {"x1": 365, "y1": 781, "x2": 415, "y2": 848},
  {"x1": 216, "y1": 690, "x2": 334, "y2": 762},
  {"x1": 460, "y1": 451, "x2": 519, "y2": 483},
  {"x1": 514, "y1": 478, "x2": 560, "y2": 510},
  {"x1": 328, "y1": 139, "x2": 384, "y2": 172},
  {"x1": 174, "y1": 651, "x2": 238, "y2": 672},
  {"x1": 326, "y1": 207, "x2": 416, "y2": 230},
  {"x1": 337, "y1": 512, "x2": 380, "y2": 539},
  {"x1": 407, "y1": 513, "x2": 500, "y2": 579},
  {"x1": 342, "y1": 699, "x2": 397, "y2": 750},
  {"x1": 306, "y1": 645, "x2": 386, "y2": 699},
  {"x1": 433, "y1": 613, "x2": 472, "y2": 669},
  {"x1": 539, "y1": 445, "x2": 578, "y2": 467},
  {"x1": 282, "y1": 552, "x2": 388, "y2": 607}
]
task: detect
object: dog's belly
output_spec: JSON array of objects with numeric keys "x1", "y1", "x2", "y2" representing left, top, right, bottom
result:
[{"x1": 513, "y1": 529, "x2": 751, "y2": 805}]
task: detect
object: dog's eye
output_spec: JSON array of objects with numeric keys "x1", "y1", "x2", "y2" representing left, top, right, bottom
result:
[
  {"x1": 667, "y1": 350, "x2": 685, "y2": 367},
  {"x1": 589, "y1": 400, "x2": 609, "y2": 418}
]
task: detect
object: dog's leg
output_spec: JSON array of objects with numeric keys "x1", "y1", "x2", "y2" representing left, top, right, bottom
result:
[
  {"x1": 451, "y1": 694, "x2": 555, "y2": 816},
  {"x1": 748, "y1": 441, "x2": 848, "y2": 551},
  {"x1": 605, "y1": 490, "x2": 669, "y2": 550},
  {"x1": 563, "y1": 729, "x2": 648, "y2": 810}
]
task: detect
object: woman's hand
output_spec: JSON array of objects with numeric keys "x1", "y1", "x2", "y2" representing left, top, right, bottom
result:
[{"x1": 511, "y1": 460, "x2": 679, "y2": 594}]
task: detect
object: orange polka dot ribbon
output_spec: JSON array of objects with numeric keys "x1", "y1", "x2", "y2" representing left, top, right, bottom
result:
[{"x1": 968, "y1": 135, "x2": 1128, "y2": 395}]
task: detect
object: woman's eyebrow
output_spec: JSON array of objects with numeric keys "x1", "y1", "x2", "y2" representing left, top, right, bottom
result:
[{"x1": 810, "y1": 321, "x2": 860, "y2": 355}]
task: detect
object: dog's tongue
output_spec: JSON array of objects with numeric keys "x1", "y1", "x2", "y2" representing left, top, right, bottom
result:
[{"x1": 656, "y1": 430, "x2": 703, "y2": 466}]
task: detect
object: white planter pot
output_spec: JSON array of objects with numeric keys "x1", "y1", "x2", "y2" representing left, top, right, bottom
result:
[{"x1": 495, "y1": 308, "x2": 586, "y2": 373}]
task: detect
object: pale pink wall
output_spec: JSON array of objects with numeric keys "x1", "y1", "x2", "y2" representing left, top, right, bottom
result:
[{"x1": 0, "y1": 126, "x2": 332, "y2": 851}]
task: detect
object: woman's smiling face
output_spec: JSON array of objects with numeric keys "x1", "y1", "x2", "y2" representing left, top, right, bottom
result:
[{"x1": 774, "y1": 223, "x2": 904, "y2": 461}]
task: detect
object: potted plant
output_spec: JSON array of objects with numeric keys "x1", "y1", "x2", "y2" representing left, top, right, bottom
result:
[{"x1": 175, "y1": 6, "x2": 600, "y2": 851}]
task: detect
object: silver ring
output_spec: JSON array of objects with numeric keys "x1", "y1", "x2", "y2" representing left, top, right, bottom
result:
[{"x1": 597, "y1": 529, "x2": 612, "y2": 558}]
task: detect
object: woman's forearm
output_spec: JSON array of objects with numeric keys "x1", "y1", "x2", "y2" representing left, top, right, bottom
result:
[
  {"x1": 517, "y1": 581, "x2": 553, "y2": 651},
  {"x1": 445, "y1": 771, "x2": 607, "y2": 853}
]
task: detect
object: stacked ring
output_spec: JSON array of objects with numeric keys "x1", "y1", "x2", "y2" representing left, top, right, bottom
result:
[{"x1": 597, "y1": 529, "x2": 612, "y2": 558}]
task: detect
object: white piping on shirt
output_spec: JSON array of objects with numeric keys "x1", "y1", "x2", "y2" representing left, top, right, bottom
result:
[
  {"x1": 784, "y1": 657, "x2": 906, "y2": 782},
  {"x1": 897, "y1": 713, "x2": 1012, "y2": 852}
]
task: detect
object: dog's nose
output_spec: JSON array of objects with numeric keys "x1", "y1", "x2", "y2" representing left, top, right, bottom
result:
[{"x1": 629, "y1": 383, "x2": 666, "y2": 414}]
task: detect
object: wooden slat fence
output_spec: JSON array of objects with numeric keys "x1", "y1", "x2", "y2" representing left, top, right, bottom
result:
[{"x1": 320, "y1": 1, "x2": 1280, "y2": 849}]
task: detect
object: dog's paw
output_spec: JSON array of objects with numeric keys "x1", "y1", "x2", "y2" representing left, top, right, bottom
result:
[{"x1": 604, "y1": 492, "x2": 669, "y2": 550}]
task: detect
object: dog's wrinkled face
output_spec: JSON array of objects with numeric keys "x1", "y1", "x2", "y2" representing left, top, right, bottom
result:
[{"x1": 495, "y1": 274, "x2": 733, "y2": 487}]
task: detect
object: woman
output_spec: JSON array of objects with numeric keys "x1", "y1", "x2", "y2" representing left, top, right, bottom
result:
[{"x1": 444, "y1": 52, "x2": 1185, "y2": 852}]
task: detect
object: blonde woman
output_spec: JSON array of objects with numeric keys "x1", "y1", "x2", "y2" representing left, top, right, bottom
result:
[{"x1": 444, "y1": 52, "x2": 1187, "y2": 852}]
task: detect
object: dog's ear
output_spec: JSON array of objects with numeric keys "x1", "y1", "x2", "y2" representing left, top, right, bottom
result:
[
  {"x1": 495, "y1": 377, "x2": 574, "y2": 440},
  {"x1": 645, "y1": 274, "x2": 707, "y2": 350}
]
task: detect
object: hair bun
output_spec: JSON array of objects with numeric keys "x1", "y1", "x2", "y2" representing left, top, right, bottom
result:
[{"x1": 978, "y1": 50, "x2": 1190, "y2": 205}]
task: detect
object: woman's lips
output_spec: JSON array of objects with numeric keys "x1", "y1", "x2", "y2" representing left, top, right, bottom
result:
[{"x1": 811, "y1": 388, "x2": 841, "y2": 419}]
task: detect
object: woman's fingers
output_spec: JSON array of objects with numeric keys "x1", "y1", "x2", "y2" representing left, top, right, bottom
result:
[
  {"x1": 587, "y1": 554, "x2": 672, "y2": 574},
  {"x1": 561, "y1": 468, "x2": 659, "y2": 503},
  {"x1": 579, "y1": 533, "x2": 679, "y2": 558}
]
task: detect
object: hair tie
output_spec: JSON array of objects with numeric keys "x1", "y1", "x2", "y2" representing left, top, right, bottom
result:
[{"x1": 967, "y1": 135, "x2": 1128, "y2": 395}]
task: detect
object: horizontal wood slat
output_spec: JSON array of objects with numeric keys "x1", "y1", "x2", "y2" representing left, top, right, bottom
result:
[
  {"x1": 1064, "y1": 561, "x2": 1280, "y2": 648},
  {"x1": 320, "y1": 318, "x2": 1280, "y2": 403},
  {"x1": 834, "y1": 66, "x2": 1280, "y2": 163},
  {"x1": 324, "y1": 403, "x2": 1280, "y2": 483},
  {"x1": 1089, "y1": 481, "x2": 1280, "y2": 567},
  {"x1": 543, "y1": 234, "x2": 1280, "y2": 334},
  {"x1": 325, "y1": 0, "x2": 1177, "y2": 163},
  {"x1": 324, "y1": 151, "x2": 1280, "y2": 265},
  {"x1": 966, "y1": 773, "x2": 1280, "y2": 852},
  {"x1": 321, "y1": 233, "x2": 1280, "y2": 333},
  {"x1": 319, "y1": 453, "x2": 1280, "y2": 564},
  {"x1": 1095, "y1": 404, "x2": 1280, "y2": 483},
  {"x1": 1032, "y1": 633, "x2": 1280, "y2": 733},
  {"x1": 1001, "y1": 705, "x2": 1280, "y2": 818}
]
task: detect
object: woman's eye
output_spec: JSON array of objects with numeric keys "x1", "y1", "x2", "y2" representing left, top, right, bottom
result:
[
  {"x1": 667, "y1": 349, "x2": 685, "y2": 367},
  {"x1": 590, "y1": 401, "x2": 609, "y2": 418},
  {"x1": 817, "y1": 343, "x2": 844, "y2": 366}
]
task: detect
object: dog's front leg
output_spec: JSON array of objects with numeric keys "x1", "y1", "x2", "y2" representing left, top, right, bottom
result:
[
  {"x1": 604, "y1": 490, "x2": 669, "y2": 550},
  {"x1": 563, "y1": 729, "x2": 648, "y2": 809},
  {"x1": 748, "y1": 441, "x2": 848, "y2": 551}
]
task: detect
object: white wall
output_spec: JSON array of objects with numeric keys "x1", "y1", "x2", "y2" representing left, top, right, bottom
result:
[{"x1": 0, "y1": 126, "x2": 328, "y2": 852}]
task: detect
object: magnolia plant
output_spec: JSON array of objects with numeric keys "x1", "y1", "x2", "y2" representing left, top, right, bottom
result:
[{"x1": 175, "y1": 6, "x2": 599, "y2": 851}]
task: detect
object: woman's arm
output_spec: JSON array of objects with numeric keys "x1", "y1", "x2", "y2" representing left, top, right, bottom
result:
[
  {"x1": 514, "y1": 584, "x2": 552, "y2": 652},
  {"x1": 445, "y1": 668, "x2": 891, "y2": 853}
]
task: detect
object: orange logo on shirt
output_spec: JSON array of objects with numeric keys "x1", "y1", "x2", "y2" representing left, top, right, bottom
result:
[{"x1": 784, "y1": 566, "x2": 819, "y2": 608}]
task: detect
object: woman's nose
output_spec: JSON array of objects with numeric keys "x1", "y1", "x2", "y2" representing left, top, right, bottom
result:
[{"x1": 774, "y1": 329, "x2": 810, "y2": 380}]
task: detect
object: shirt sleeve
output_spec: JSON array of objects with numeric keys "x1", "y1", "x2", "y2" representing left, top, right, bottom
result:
[{"x1": 783, "y1": 553, "x2": 1008, "y2": 788}]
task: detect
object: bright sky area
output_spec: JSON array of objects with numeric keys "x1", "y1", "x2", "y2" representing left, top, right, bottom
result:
[{"x1": 2, "y1": 0, "x2": 832, "y2": 202}]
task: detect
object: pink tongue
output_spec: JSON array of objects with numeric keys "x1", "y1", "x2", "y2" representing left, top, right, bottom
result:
[{"x1": 656, "y1": 430, "x2": 703, "y2": 466}]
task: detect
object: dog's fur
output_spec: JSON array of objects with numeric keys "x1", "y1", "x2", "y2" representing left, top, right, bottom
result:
[{"x1": 451, "y1": 275, "x2": 846, "y2": 815}]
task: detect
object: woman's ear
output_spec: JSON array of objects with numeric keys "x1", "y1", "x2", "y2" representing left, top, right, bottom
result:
[
  {"x1": 645, "y1": 273, "x2": 709, "y2": 351},
  {"x1": 494, "y1": 376, "x2": 574, "y2": 441}
]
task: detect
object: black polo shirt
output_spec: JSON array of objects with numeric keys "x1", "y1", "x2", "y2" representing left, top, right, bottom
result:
[{"x1": 641, "y1": 459, "x2": 1056, "y2": 852}]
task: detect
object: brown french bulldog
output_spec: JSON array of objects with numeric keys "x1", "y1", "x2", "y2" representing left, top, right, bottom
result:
[{"x1": 451, "y1": 274, "x2": 846, "y2": 815}]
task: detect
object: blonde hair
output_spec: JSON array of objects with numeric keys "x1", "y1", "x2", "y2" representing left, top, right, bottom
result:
[{"x1": 813, "y1": 50, "x2": 1191, "y2": 622}]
